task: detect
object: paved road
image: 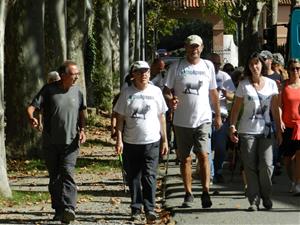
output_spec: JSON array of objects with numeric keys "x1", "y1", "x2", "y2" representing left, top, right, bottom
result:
[{"x1": 161, "y1": 154, "x2": 300, "y2": 225}]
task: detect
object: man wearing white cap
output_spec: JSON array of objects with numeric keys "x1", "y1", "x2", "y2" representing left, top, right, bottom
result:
[{"x1": 164, "y1": 35, "x2": 222, "y2": 208}]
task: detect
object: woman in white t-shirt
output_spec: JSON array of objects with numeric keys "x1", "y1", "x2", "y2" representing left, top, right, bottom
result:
[
  {"x1": 114, "y1": 61, "x2": 168, "y2": 223},
  {"x1": 229, "y1": 52, "x2": 282, "y2": 211}
]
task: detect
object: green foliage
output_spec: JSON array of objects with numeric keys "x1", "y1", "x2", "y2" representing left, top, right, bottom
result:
[
  {"x1": 205, "y1": 0, "x2": 236, "y2": 34},
  {"x1": 76, "y1": 158, "x2": 120, "y2": 173},
  {"x1": 0, "y1": 191, "x2": 50, "y2": 207}
]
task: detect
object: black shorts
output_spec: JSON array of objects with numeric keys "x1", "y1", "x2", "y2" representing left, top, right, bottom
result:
[{"x1": 280, "y1": 127, "x2": 300, "y2": 157}]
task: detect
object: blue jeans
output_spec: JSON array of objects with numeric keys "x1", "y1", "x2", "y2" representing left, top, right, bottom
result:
[
  {"x1": 123, "y1": 141, "x2": 160, "y2": 213},
  {"x1": 211, "y1": 120, "x2": 229, "y2": 176},
  {"x1": 43, "y1": 136, "x2": 79, "y2": 212}
]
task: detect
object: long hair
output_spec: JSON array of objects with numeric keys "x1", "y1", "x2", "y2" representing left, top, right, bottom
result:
[{"x1": 243, "y1": 52, "x2": 268, "y2": 79}]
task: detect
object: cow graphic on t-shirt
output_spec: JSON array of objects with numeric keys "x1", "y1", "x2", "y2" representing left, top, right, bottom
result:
[
  {"x1": 131, "y1": 102, "x2": 151, "y2": 119},
  {"x1": 184, "y1": 80, "x2": 203, "y2": 95}
]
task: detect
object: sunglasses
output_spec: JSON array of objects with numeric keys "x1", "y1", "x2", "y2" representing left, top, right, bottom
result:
[{"x1": 289, "y1": 67, "x2": 300, "y2": 72}]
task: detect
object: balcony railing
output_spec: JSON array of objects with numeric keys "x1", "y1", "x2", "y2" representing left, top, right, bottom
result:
[{"x1": 164, "y1": 0, "x2": 205, "y2": 9}]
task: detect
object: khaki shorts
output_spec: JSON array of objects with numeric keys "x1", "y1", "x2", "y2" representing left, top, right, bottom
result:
[{"x1": 174, "y1": 123, "x2": 211, "y2": 161}]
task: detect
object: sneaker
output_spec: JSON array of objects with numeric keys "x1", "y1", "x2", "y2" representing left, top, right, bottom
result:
[
  {"x1": 145, "y1": 211, "x2": 157, "y2": 223},
  {"x1": 247, "y1": 204, "x2": 259, "y2": 211},
  {"x1": 201, "y1": 191, "x2": 212, "y2": 208},
  {"x1": 262, "y1": 198, "x2": 273, "y2": 210},
  {"x1": 293, "y1": 183, "x2": 300, "y2": 196},
  {"x1": 181, "y1": 192, "x2": 194, "y2": 208},
  {"x1": 289, "y1": 182, "x2": 296, "y2": 193},
  {"x1": 61, "y1": 208, "x2": 75, "y2": 224},
  {"x1": 131, "y1": 208, "x2": 142, "y2": 222}
]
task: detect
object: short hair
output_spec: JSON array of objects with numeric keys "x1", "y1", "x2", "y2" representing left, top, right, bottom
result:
[{"x1": 57, "y1": 60, "x2": 77, "y2": 76}]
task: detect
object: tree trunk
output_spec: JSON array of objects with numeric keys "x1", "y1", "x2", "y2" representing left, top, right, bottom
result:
[
  {"x1": 44, "y1": 0, "x2": 67, "y2": 73},
  {"x1": 4, "y1": 0, "x2": 44, "y2": 158},
  {"x1": 92, "y1": 0, "x2": 114, "y2": 110},
  {"x1": 66, "y1": 0, "x2": 87, "y2": 100},
  {"x1": 0, "y1": 0, "x2": 12, "y2": 198}
]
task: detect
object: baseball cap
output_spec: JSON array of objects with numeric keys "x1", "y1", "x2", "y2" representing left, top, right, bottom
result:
[
  {"x1": 185, "y1": 35, "x2": 203, "y2": 46},
  {"x1": 260, "y1": 50, "x2": 273, "y2": 60},
  {"x1": 131, "y1": 61, "x2": 150, "y2": 71},
  {"x1": 272, "y1": 53, "x2": 284, "y2": 66}
]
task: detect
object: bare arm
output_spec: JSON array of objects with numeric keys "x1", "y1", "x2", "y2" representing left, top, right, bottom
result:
[
  {"x1": 271, "y1": 94, "x2": 282, "y2": 145},
  {"x1": 115, "y1": 113, "x2": 125, "y2": 155},
  {"x1": 27, "y1": 105, "x2": 39, "y2": 129},
  {"x1": 229, "y1": 96, "x2": 243, "y2": 143},
  {"x1": 159, "y1": 113, "x2": 168, "y2": 156},
  {"x1": 209, "y1": 88, "x2": 222, "y2": 130},
  {"x1": 79, "y1": 110, "x2": 86, "y2": 144},
  {"x1": 163, "y1": 86, "x2": 178, "y2": 110}
]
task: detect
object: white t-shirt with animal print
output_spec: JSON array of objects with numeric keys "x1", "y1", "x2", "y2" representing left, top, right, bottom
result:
[
  {"x1": 165, "y1": 58, "x2": 217, "y2": 128},
  {"x1": 114, "y1": 84, "x2": 168, "y2": 144},
  {"x1": 235, "y1": 77, "x2": 278, "y2": 134}
]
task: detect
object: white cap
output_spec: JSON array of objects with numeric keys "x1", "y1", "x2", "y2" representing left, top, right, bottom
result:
[
  {"x1": 131, "y1": 61, "x2": 150, "y2": 71},
  {"x1": 185, "y1": 35, "x2": 203, "y2": 46}
]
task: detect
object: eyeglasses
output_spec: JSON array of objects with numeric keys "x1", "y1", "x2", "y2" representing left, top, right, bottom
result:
[
  {"x1": 289, "y1": 67, "x2": 300, "y2": 72},
  {"x1": 68, "y1": 72, "x2": 80, "y2": 76},
  {"x1": 134, "y1": 68, "x2": 149, "y2": 74}
]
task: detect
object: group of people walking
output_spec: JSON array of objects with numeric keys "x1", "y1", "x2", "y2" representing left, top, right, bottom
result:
[{"x1": 26, "y1": 34, "x2": 300, "y2": 224}]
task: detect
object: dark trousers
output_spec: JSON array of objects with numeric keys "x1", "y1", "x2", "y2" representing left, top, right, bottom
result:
[
  {"x1": 123, "y1": 141, "x2": 160, "y2": 213},
  {"x1": 43, "y1": 137, "x2": 79, "y2": 212}
]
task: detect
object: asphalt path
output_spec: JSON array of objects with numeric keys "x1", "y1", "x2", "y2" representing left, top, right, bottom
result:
[{"x1": 162, "y1": 154, "x2": 300, "y2": 225}]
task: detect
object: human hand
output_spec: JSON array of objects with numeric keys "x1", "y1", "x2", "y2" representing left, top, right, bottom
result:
[
  {"x1": 160, "y1": 141, "x2": 168, "y2": 156},
  {"x1": 79, "y1": 130, "x2": 86, "y2": 144},
  {"x1": 115, "y1": 141, "x2": 123, "y2": 155}
]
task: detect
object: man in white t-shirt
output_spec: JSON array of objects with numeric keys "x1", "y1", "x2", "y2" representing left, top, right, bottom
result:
[
  {"x1": 209, "y1": 53, "x2": 236, "y2": 183},
  {"x1": 163, "y1": 35, "x2": 222, "y2": 208}
]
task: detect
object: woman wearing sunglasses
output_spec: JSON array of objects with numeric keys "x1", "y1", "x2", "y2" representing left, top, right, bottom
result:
[{"x1": 279, "y1": 58, "x2": 300, "y2": 196}]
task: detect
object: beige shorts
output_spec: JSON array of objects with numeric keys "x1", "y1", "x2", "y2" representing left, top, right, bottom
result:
[{"x1": 174, "y1": 123, "x2": 211, "y2": 161}]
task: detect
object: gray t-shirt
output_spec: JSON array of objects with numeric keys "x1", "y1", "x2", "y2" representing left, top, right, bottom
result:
[{"x1": 31, "y1": 82, "x2": 86, "y2": 145}]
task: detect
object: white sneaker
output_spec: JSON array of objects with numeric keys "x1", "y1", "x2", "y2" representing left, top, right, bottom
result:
[
  {"x1": 289, "y1": 182, "x2": 295, "y2": 193},
  {"x1": 293, "y1": 183, "x2": 300, "y2": 196}
]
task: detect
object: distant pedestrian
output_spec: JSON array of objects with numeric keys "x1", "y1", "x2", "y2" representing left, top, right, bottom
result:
[
  {"x1": 114, "y1": 61, "x2": 168, "y2": 223},
  {"x1": 279, "y1": 58, "x2": 300, "y2": 195},
  {"x1": 209, "y1": 53, "x2": 236, "y2": 184},
  {"x1": 27, "y1": 60, "x2": 86, "y2": 223},
  {"x1": 229, "y1": 52, "x2": 282, "y2": 211},
  {"x1": 37, "y1": 71, "x2": 61, "y2": 132},
  {"x1": 164, "y1": 34, "x2": 222, "y2": 208}
]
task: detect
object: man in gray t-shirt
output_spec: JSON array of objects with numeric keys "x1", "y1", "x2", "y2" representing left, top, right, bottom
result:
[{"x1": 27, "y1": 60, "x2": 86, "y2": 224}]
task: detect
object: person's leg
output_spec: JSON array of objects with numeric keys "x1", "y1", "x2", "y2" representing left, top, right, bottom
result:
[
  {"x1": 43, "y1": 143, "x2": 62, "y2": 218},
  {"x1": 294, "y1": 150, "x2": 300, "y2": 195},
  {"x1": 257, "y1": 136, "x2": 273, "y2": 208},
  {"x1": 240, "y1": 134, "x2": 260, "y2": 208},
  {"x1": 123, "y1": 143, "x2": 143, "y2": 212},
  {"x1": 212, "y1": 121, "x2": 228, "y2": 183},
  {"x1": 174, "y1": 126, "x2": 194, "y2": 207},
  {"x1": 61, "y1": 138, "x2": 80, "y2": 211},
  {"x1": 193, "y1": 123, "x2": 212, "y2": 208},
  {"x1": 141, "y1": 141, "x2": 160, "y2": 214},
  {"x1": 196, "y1": 152, "x2": 210, "y2": 192}
]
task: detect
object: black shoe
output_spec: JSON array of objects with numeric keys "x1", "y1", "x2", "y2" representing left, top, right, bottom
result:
[
  {"x1": 131, "y1": 208, "x2": 142, "y2": 222},
  {"x1": 181, "y1": 192, "x2": 194, "y2": 208},
  {"x1": 262, "y1": 198, "x2": 273, "y2": 210},
  {"x1": 145, "y1": 211, "x2": 157, "y2": 223},
  {"x1": 201, "y1": 191, "x2": 212, "y2": 208},
  {"x1": 52, "y1": 210, "x2": 63, "y2": 221},
  {"x1": 61, "y1": 208, "x2": 75, "y2": 224}
]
